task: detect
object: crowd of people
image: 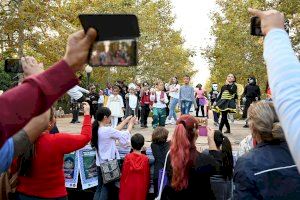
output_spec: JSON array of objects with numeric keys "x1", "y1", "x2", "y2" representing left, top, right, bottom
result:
[{"x1": 0, "y1": 7, "x2": 300, "y2": 200}]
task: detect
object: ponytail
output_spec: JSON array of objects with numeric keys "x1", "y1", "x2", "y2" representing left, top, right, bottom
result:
[
  {"x1": 91, "y1": 107, "x2": 111, "y2": 151},
  {"x1": 171, "y1": 123, "x2": 197, "y2": 191},
  {"x1": 91, "y1": 120, "x2": 99, "y2": 150},
  {"x1": 221, "y1": 136, "x2": 233, "y2": 180}
]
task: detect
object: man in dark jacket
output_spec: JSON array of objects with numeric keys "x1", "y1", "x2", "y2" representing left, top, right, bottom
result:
[{"x1": 242, "y1": 77, "x2": 261, "y2": 127}]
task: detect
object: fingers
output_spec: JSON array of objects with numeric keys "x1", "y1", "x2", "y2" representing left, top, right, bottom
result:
[
  {"x1": 248, "y1": 8, "x2": 264, "y2": 18},
  {"x1": 71, "y1": 30, "x2": 85, "y2": 40},
  {"x1": 81, "y1": 28, "x2": 97, "y2": 47}
]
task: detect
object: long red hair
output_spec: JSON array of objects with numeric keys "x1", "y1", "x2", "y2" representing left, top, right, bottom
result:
[{"x1": 170, "y1": 115, "x2": 198, "y2": 191}]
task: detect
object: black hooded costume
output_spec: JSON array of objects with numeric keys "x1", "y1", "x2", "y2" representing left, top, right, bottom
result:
[{"x1": 242, "y1": 77, "x2": 261, "y2": 119}]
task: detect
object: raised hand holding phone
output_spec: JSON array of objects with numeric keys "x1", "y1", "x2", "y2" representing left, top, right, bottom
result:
[{"x1": 82, "y1": 102, "x2": 90, "y2": 115}]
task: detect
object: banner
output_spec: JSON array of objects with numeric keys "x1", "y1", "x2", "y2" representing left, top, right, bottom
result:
[
  {"x1": 78, "y1": 146, "x2": 98, "y2": 190},
  {"x1": 64, "y1": 151, "x2": 79, "y2": 188}
]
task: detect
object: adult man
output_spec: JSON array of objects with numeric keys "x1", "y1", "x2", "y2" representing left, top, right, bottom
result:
[
  {"x1": 67, "y1": 77, "x2": 90, "y2": 123},
  {"x1": 0, "y1": 28, "x2": 97, "y2": 148}
]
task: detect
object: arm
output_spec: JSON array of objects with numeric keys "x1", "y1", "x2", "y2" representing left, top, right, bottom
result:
[
  {"x1": 227, "y1": 84, "x2": 237, "y2": 95},
  {"x1": 0, "y1": 61, "x2": 78, "y2": 148},
  {"x1": 110, "y1": 127, "x2": 131, "y2": 146},
  {"x1": 264, "y1": 29, "x2": 300, "y2": 171},
  {"x1": 150, "y1": 93, "x2": 156, "y2": 102},
  {"x1": 164, "y1": 92, "x2": 169, "y2": 104},
  {"x1": 216, "y1": 86, "x2": 224, "y2": 102},
  {"x1": 78, "y1": 86, "x2": 90, "y2": 94},
  {"x1": 55, "y1": 115, "x2": 92, "y2": 154},
  {"x1": 120, "y1": 95, "x2": 125, "y2": 108},
  {"x1": 0, "y1": 138, "x2": 14, "y2": 173}
]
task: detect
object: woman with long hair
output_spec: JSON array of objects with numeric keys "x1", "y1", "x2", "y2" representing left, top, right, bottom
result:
[
  {"x1": 213, "y1": 74, "x2": 237, "y2": 133},
  {"x1": 234, "y1": 101, "x2": 300, "y2": 199},
  {"x1": 15, "y1": 103, "x2": 92, "y2": 200},
  {"x1": 161, "y1": 115, "x2": 218, "y2": 200}
]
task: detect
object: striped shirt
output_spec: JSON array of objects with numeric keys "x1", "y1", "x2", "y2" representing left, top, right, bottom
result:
[{"x1": 264, "y1": 29, "x2": 300, "y2": 172}]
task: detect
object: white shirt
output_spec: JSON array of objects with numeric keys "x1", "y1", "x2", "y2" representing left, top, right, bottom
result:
[
  {"x1": 264, "y1": 29, "x2": 300, "y2": 172},
  {"x1": 129, "y1": 94, "x2": 138, "y2": 109},
  {"x1": 169, "y1": 84, "x2": 180, "y2": 99},
  {"x1": 150, "y1": 91, "x2": 169, "y2": 108},
  {"x1": 96, "y1": 126, "x2": 131, "y2": 166},
  {"x1": 67, "y1": 85, "x2": 89, "y2": 101},
  {"x1": 98, "y1": 95, "x2": 104, "y2": 104}
]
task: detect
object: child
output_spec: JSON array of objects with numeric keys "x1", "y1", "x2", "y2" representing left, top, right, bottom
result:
[
  {"x1": 97, "y1": 89, "x2": 104, "y2": 110},
  {"x1": 195, "y1": 84, "x2": 208, "y2": 117},
  {"x1": 107, "y1": 86, "x2": 125, "y2": 128},
  {"x1": 150, "y1": 81, "x2": 169, "y2": 128},
  {"x1": 150, "y1": 127, "x2": 170, "y2": 196},
  {"x1": 179, "y1": 75, "x2": 197, "y2": 115},
  {"x1": 91, "y1": 107, "x2": 136, "y2": 200},
  {"x1": 119, "y1": 134, "x2": 150, "y2": 200},
  {"x1": 125, "y1": 83, "x2": 138, "y2": 117},
  {"x1": 140, "y1": 82, "x2": 152, "y2": 128}
]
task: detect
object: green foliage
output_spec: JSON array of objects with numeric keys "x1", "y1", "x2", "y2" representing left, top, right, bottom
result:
[
  {"x1": 203, "y1": 0, "x2": 300, "y2": 93},
  {"x1": 0, "y1": 0, "x2": 195, "y2": 90}
]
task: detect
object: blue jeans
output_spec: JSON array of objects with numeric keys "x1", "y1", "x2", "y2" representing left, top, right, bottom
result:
[
  {"x1": 180, "y1": 100, "x2": 192, "y2": 115},
  {"x1": 168, "y1": 98, "x2": 179, "y2": 121},
  {"x1": 93, "y1": 167, "x2": 115, "y2": 200}
]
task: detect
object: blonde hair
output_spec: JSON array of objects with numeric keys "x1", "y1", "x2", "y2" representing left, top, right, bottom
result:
[{"x1": 248, "y1": 101, "x2": 284, "y2": 141}]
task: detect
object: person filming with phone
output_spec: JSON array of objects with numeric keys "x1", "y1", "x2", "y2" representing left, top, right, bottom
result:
[{"x1": 248, "y1": 8, "x2": 300, "y2": 173}]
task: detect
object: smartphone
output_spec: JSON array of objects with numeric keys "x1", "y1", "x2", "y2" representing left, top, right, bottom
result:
[
  {"x1": 4, "y1": 59, "x2": 23, "y2": 73},
  {"x1": 251, "y1": 16, "x2": 289, "y2": 36},
  {"x1": 79, "y1": 14, "x2": 140, "y2": 67},
  {"x1": 250, "y1": 17, "x2": 263, "y2": 36}
]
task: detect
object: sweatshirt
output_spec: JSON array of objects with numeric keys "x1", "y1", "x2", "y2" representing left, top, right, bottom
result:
[{"x1": 119, "y1": 152, "x2": 150, "y2": 200}]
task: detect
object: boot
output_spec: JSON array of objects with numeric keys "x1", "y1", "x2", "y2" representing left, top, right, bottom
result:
[{"x1": 224, "y1": 129, "x2": 231, "y2": 134}]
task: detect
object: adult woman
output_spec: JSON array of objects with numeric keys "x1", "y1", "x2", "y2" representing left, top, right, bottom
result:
[
  {"x1": 213, "y1": 74, "x2": 237, "y2": 133},
  {"x1": 166, "y1": 77, "x2": 180, "y2": 124},
  {"x1": 91, "y1": 107, "x2": 136, "y2": 200},
  {"x1": 15, "y1": 103, "x2": 92, "y2": 200},
  {"x1": 234, "y1": 102, "x2": 300, "y2": 199},
  {"x1": 161, "y1": 115, "x2": 218, "y2": 200}
]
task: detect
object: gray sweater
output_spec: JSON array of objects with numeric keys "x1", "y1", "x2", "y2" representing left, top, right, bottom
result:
[{"x1": 179, "y1": 85, "x2": 196, "y2": 104}]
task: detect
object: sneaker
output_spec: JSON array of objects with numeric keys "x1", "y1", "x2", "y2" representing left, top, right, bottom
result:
[
  {"x1": 165, "y1": 119, "x2": 172, "y2": 125},
  {"x1": 170, "y1": 119, "x2": 176, "y2": 125},
  {"x1": 243, "y1": 124, "x2": 249, "y2": 128},
  {"x1": 224, "y1": 130, "x2": 231, "y2": 134}
]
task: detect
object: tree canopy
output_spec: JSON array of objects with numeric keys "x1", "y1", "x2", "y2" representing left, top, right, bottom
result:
[
  {"x1": 203, "y1": 0, "x2": 300, "y2": 93},
  {"x1": 0, "y1": 0, "x2": 195, "y2": 90}
]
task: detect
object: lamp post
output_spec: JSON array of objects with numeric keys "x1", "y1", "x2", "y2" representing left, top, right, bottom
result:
[{"x1": 85, "y1": 65, "x2": 93, "y2": 88}]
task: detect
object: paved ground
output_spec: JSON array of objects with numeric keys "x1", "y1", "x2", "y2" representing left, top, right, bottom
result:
[{"x1": 56, "y1": 111, "x2": 251, "y2": 151}]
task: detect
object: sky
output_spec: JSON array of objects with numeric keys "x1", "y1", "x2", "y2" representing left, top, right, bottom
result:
[{"x1": 170, "y1": 0, "x2": 217, "y2": 86}]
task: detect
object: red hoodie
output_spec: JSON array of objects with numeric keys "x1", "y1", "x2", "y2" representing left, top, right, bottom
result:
[{"x1": 119, "y1": 152, "x2": 150, "y2": 200}]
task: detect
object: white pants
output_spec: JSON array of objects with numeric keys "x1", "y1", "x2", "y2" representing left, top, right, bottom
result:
[{"x1": 111, "y1": 116, "x2": 119, "y2": 128}]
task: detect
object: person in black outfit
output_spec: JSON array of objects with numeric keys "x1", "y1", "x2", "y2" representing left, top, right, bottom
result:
[
  {"x1": 213, "y1": 74, "x2": 237, "y2": 133},
  {"x1": 204, "y1": 129, "x2": 234, "y2": 199},
  {"x1": 151, "y1": 127, "x2": 170, "y2": 196},
  {"x1": 161, "y1": 115, "x2": 218, "y2": 200},
  {"x1": 86, "y1": 85, "x2": 99, "y2": 119},
  {"x1": 242, "y1": 77, "x2": 261, "y2": 128}
]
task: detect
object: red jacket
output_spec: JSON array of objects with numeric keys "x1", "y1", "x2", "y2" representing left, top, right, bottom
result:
[
  {"x1": 16, "y1": 115, "x2": 91, "y2": 198},
  {"x1": 140, "y1": 92, "x2": 152, "y2": 106},
  {"x1": 119, "y1": 152, "x2": 150, "y2": 200},
  {"x1": 0, "y1": 60, "x2": 78, "y2": 148}
]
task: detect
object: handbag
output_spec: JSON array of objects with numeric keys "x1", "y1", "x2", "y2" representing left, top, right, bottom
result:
[
  {"x1": 155, "y1": 150, "x2": 170, "y2": 200},
  {"x1": 97, "y1": 150, "x2": 121, "y2": 184}
]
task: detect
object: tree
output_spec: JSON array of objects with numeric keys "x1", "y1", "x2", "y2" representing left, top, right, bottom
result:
[
  {"x1": 203, "y1": 0, "x2": 300, "y2": 94},
  {"x1": 0, "y1": 0, "x2": 195, "y2": 89}
]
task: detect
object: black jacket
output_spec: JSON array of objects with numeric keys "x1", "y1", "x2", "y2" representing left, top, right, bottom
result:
[
  {"x1": 151, "y1": 141, "x2": 170, "y2": 180},
  {"x1": 244, "y1": 83, "x2": 261, "y2": 100},
  {"x1": 234, "y1": 141, "x2": 300, "y2": 199}
]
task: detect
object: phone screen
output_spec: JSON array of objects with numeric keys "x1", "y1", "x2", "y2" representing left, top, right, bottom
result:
[
  {"x1": 250, "y1": 17, "x2": 263, "y2": 36},
  {"x1": 89, "y1": 39, "x2": 137, "y2": 67},
  {"x1": 4, "y1": 59, "x2": 23, "y2": 73}
]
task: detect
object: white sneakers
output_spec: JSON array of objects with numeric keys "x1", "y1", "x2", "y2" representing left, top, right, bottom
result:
[{"x1": 166, "y1": 118, "x2": 176, "y2": 125}]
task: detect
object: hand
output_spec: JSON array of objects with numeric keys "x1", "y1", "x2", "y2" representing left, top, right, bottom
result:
[
  {"x1": 63, "y1": 28, "x2": 97, "y2": 72},
  {"x1": 248, "y1": 8, "x2": 285, "y2": 35},
  {"x1": 82, "y1": 102, "x2": 90, "y2": 115},
  {"x1": 207, "y1": 127, "x2": 215, "y2": 140},
  {"x1": 225, "y1": 80, "x2": 230, "y2": 85},
  {"x1": 21, "y1": 56, "x2": 44, "y2": 78},
  {"x1": 129, "y1": 116, "x2": 137, "y2": 125},
  {"x1": 124, "y1": 115, "x2": 133, "y2": 123}
]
